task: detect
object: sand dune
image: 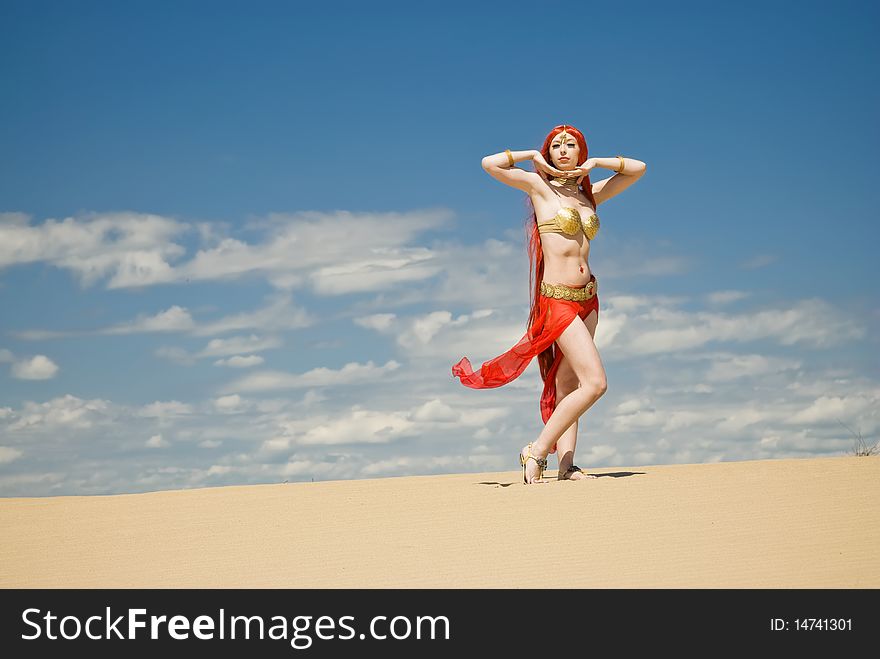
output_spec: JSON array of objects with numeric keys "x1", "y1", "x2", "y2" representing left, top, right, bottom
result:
[{"x1": 1, "y1": 456, "x2": 877, "y2": 588}]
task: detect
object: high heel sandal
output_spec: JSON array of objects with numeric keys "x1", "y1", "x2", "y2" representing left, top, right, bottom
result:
[
  {"x1": 519, "y1": 443, "x2": 548, "y2": 484},
  {"x1": 559, "y1": 464, "x2": 598, "y2": 480}
]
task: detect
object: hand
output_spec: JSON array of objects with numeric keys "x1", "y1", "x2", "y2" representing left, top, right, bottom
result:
[
  {"x1": 567, "y1": 158, "x2": 596, "y2": 186},
  {"x1": 531, "y1": 152, "x2": 569, "y2": 180}
]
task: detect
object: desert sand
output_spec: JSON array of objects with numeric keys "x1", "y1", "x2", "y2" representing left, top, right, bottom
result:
[{"x1": 1, "y1": 455, "x2": 877, "y2": 588}]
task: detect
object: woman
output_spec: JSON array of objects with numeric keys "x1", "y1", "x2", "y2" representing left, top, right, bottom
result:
[{"x1": 452, "y1": 124, "x2": 646, "y2": 484}]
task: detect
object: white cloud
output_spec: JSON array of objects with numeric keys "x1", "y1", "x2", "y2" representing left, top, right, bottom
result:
[
  {"x1": 263, "y1": 398, "x2": 507, "y2": 451},
  {"x1": 300, "y1": 390, "x2": 327, "y2": 406},
  {"x1": 591, "y1": 234, "x2": 693, "y2": 278},
  {"x1": 605, "y1": 294, "x2": 686, "y2": 313},
  {"x1": 608, "y1": 396, "x2": 775, "y2": 436},
  {"x1": 1, "y1": 365, "x2": 876, "y2": 495},
  {"x1": 298, "y1": 408, "x2": 416, "y2": 445},
  {"x1": 105, "y1": 251, "x2": 182, "y2": 289},
  {"x1": 260, "y1": 437, "x2": 294, "y2": 453},
  {"x1": 739, "y1": 253, "x2": 777, "y2": 269},
  {"x1": 354, "y1": 314, "x2": 397, "y2": 331},
  {"x1": 17, "y1": 295, "x2": 311, "y2": 342},
  {"x1": 2, "y1": 206, "x2": 877, "y2": 497},
  {"x1": 199, "y1": 334, "x2": 282, "y2": 357},
  {"x1": 5, "y1": 394, "x2": 112, "y2": 432},
  {"x1": 281, "y1": 460, "x2": 322, "y2": 477},
  {"x1": 191, "y1": 294, "x2": 312, "y2": 336},
  {"x1": 603, "y1": 299, "x2": 864, "y2": 356},
  {"x1": 786, "y1": 393, "x2": 879, "y2": 426},
  {"x1": 182, "y1": 209, "x2": 453, "y2": 293},
  {"x1": 609, "y1": 407, "x2": 666, "y2": 432},
  {"x1": 453, "y1": 405, "x2": 510, "y2": 427},
  {"x1": 576, "y1": 444, "x2": 619, "y2": 465},
  {"x1": 13, "y1": 329, "x2": 69, "y2": 340},
  {"x1": 0, "y1": 447, "x2": 23, "y2": 464},
  {"x1": 154, "y1": 346, "x2": 197, "y2": 365},
  {"x1": 11, "y1": 355, "x2": 59, "y2": 379},
  {"x1": 222, "y1": 359, "x2": 401, "y2": 393},
  {"x1": 410, "y1": 311, "x2": 466, "y2": 344},
  {"x1": 102, "y1": 305, "x2": 195, "y2": 334},
  {"x1": 311, "y1": 247, "x2": 441, "y2": 295},
  {"x1": 704, "y1": 353, "x2": 802, "y2": 382},
  {"x1": 397, "y1": 308, "x2": 517, "y2": 362},
  {"x1": 146, "y1": 434, "x2": 169, "y2": 448},
  {"x1": 706, "y1": 290, "x2": 750, "y2": 305},
  {"x1": 214, "y1": 394, "x2": 245, "y2": 412},
  {"x1": 654, "y1": 383, "x2": 714, "y2": 395},
  {"x1": 214, "y1": 355, "x2": 265, "y2": 368},
  {"x1": 411, "y1": 399, "x2": 458, "y2": 422},
  {"x1": 15, "y1": 307, "x2": 197, "y2": 339},
  {"x1": 161, "y1": 333, "x2": 284, "y2": 367},
  {"x1": 0, "y1": 211, "x2": 188, "y2": 287},
  {"x1": 0, "y1": 209, "x2": 453, "y2": 299},
  {"x1": 662, "y1": 410, "x2": 714, "y2": 432},
  {"x1": 359, "y1": 453, "x2": 507, "y2": 477},
  {"x1": 179, "y1": 237, "x2": 274, "y2": 281},
  {"x1": 716, "y1": 407, "x2": 777, "y2": 433},
  {"x1": 613, "y1": 398, "x2": 653, "y2": 415},
  {"x1": 137, "y1": 400, "x2": 194, "y2": 418},
  {"x1": 0, "y1": 471, "x2": 65, "y2": 491},
  {"x1": 0, "y1": 211, "x2": 30, "y2": 226}
]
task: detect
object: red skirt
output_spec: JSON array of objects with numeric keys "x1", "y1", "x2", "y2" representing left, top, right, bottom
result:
[{"x1": 451, "y1": 276, "x2": 599, "y2": 454}]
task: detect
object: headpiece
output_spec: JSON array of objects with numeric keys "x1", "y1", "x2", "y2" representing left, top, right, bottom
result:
[{"x1": 556, "y1": 125, "x2": 572, "y2": 145}]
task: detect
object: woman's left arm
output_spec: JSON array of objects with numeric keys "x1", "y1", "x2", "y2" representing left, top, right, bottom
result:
[
  {"x1": 592, "y1": 156, "x2": 647, "y2": 176},
  {"x1": 589, "y1": 156, "x2": 647, "y2": 206}
]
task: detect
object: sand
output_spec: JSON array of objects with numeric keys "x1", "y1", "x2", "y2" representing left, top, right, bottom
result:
[{"x1": 1, "y1": 455, "x2": 877, "y2": 588}]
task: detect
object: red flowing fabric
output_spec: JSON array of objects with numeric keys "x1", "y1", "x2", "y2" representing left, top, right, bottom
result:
[{"x1": 452, "y1": 282, "x2": 599, "y2": 454}]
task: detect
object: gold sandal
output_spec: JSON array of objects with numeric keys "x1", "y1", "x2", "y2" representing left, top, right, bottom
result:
[
  {"x1": 559, "y1": 464, "x2": 597, "y2": 480},
  {"x1": 520, "y1": 443, "x2": 548, "y2": 484}
]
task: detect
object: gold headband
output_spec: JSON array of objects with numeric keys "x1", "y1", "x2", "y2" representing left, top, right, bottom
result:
[{"x1": 555, "y1": 125, "x2": 571, "y2": 146}]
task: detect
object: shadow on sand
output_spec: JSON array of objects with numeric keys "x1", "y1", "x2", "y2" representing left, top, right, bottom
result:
[{"x1": 479, "y1": 471, "x2": 646, "y2": 487}]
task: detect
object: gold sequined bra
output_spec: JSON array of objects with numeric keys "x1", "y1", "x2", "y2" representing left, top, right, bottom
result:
[{"x1": 537, "y1": 206, "x2": 600, "y2": 240}]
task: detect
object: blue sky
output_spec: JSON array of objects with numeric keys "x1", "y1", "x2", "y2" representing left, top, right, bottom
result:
[{"x1": 1, "y1": 0, "x2": 878, "y2": 496}]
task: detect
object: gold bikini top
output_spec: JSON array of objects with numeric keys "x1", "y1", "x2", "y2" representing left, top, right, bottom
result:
[{"x1": 537, "y1": 206, "x2": 600, "y2": 240}]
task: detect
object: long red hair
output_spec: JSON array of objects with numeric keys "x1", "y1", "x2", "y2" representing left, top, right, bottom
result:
[{"x1": 525, "y1": 124, "x2": 597, "y2": 383}]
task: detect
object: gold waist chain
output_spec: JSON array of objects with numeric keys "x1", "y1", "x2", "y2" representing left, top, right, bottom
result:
[{"x1": 540, "y1": 279, "x2": 597, "y2": 301}]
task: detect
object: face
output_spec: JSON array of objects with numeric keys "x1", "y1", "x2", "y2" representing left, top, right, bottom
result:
[{"x1": 549, "y1": 131, "x2": 580, "y2": 169}]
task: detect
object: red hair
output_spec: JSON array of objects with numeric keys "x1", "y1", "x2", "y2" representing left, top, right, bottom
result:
[{"x1": 525, "y1": 124, "x2": 597, "y2": 383}]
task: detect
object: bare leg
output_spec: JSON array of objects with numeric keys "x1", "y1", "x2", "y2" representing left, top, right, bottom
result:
[
  {"x1": 554, "y1": 399, "x2": 584, "y2": 478},
  {"x1": 522, "y1": 310, "x2": 605, "y2": 483},
  {"x1": 554, "y1": 309, "x2": 600, "y2": 480},
  {"x1": 553, "y1": 387, "x2": 580, "y2": 473},
  {"x1": 555, "y1": 416, "x2": 596, "y2": 479},
  {"x1": 555, "y1": 418, "x2": 578, "y2": 466}
]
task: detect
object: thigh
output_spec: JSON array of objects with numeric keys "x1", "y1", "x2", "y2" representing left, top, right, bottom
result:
[
  {"x1": 555, "y1": 311, "x2": 605, "y2": 387},
  {"x1": 555, "y1": 307, "x2": 599, "y2": 386},
  {"x1": 583, "y1": 307, "x2": 598, "y2": 338}
]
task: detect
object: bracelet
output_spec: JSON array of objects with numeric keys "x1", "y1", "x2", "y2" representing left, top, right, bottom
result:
[
  {"x1": 505, "y1": 149, "x2": 515, "y2": 167},
  {"x1": 616, "y1": 155, "x2": 625, "y2": 173}
]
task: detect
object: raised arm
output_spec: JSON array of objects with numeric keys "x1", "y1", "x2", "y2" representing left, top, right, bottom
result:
[
  {"x1": 590, "y1": 156, "x2": 648, "y2": 206},
  {"x1": 481, "y1": 149, "x2": 543, "y2": 194}
]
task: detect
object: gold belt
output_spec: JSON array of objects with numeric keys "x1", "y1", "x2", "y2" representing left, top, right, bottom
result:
[{"x1": 540, "y1": 279, "x2": 597, "y2": 301}]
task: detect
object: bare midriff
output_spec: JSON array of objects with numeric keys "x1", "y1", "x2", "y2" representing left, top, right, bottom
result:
[{"x1": 530, "y1": 188, "x2": 595, "y2": 288}]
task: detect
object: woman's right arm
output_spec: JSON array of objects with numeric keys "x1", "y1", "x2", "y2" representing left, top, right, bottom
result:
[{"x1": 481, "y1": 149, "x2": 542, "y2": 194}]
